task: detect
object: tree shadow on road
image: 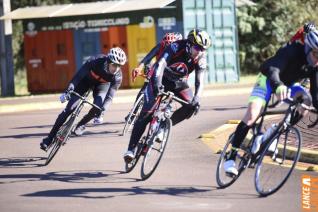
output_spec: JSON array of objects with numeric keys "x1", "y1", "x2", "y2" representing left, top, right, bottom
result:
[
  {"x1": 0, "y1": 157, "x2": 45, "y2": 168},
  {"x1": 0, "y1": 132, "x2": 47, "y2": 139},
  {"x1": 0, "y1": 169, "x2": 137, "y2": 185},
  {"x1": 203, "y1": 105, "x2": 247, "y2": 111},
  {"x1": 22, "y1": 184, "x2": 258, "y2": 199},
  {"x1": 11, "y1": 121, "x2": 125, "y2": 130}
]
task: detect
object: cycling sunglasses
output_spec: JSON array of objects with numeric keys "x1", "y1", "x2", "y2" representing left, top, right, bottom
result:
[
  {"x1": 110, "y1": 63, "x2": 121, "y2": 67},
  {"x1": 312, "y1": 49, "x2": 318, "y2": 59},
  {"x1": 193, "y1": 44, "x2": 205, "y2": 52}
]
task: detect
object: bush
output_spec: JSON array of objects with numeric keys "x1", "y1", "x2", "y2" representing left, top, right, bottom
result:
[{"x1": 237, "y1": 0, "x2": 318, "y2": 74}]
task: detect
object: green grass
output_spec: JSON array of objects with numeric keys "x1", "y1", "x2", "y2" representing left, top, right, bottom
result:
[
  {"x1": 14, "y1": 69, "x2": 30, "y2": 96},
  {"x1": 239, "y1": 74, "x2": 258, "y2": 84}
]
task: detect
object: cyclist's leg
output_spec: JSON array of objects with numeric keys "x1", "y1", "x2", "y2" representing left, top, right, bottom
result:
[
  {"x1": 170, "y1": 81, "x2": 193, "y2": 126},
  {"x1": 126, "y1": 82, "x2": 155, "y2": 152},
  {"x1": 76, "y1": 83, "x2": 109, "y2": 128},
  {"x1": 231, "y1": 74, "x2": 271, "y2": 150},
  {"x1": 44, "y1": 84, "x2": 89, "y2": 143}
]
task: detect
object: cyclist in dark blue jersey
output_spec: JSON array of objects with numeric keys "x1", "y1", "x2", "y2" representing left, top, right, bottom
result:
[
  {"x1": 124, "y1": 28, "x2": 212, "y2": 162},
  {"x1": 40, "y1": 47, "x2": 127, "y2": 151},
  {"x1": 224, "y1": 29, "x2": 318, "y2": 176}
]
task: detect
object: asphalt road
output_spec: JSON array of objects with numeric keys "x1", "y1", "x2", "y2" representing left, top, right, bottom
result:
[{"x1": 0, "y1": 93, "x2": 317, "y2": 212}]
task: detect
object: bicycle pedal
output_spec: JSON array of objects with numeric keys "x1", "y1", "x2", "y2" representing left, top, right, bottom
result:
[
  {"x1": 248, "y1": 163, "x2": 256, "y2": 169},
  {"x1": 225, "y1": 172, "x2": 237, "y2": 178},
  {"x1": 141, "y1": 146, "x2": 149, "y2": 155}
]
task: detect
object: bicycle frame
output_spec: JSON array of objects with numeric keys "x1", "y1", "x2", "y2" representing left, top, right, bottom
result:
[
  {"x1": 146, "y1": 91, "x2": 188, "y2": 138},
  {"x1": 45, "y1": 90, "x2": 102, "y2": 165}
]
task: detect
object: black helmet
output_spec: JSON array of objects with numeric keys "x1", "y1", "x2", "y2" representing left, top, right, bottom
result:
[{"x1": 187, "y1": 28, "x2": 211, "y2": 49}]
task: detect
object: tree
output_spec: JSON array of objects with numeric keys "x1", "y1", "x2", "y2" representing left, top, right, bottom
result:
[{"x1": 237, "y1": 0, "x2": 318, "y2": 74}]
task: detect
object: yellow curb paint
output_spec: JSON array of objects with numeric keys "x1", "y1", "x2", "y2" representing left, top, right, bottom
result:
[
  {"x1": 200, "y1": 121, "x2": 318, "y2": 172},
  {"x1": 306, "y1": 166, "x2": 318, "y2": 171},
  {"x1": 227, "y1": 120, "x2": 241, "y2": 124}
]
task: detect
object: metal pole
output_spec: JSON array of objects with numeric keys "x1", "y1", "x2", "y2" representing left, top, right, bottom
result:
[{"x1": 0, "y1": 0, "x2": 14, "y2": 96}]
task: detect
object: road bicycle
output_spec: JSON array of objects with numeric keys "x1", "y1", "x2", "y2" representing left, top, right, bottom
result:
[
  {"x1": 122, "y1": 72, "x2": 150, "y2": 136},
  {"x1": 45, "y1": 91, "x2": 102, "y2": 165},
  {"x1": 125, "y1": 91, "x2": 188, "y2": 180},
  {"x1": 216, "y1": 90, "x2": 317, "y2": 196}
]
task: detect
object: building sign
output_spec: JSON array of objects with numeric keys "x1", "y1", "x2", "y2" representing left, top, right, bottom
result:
[
  {"x1": 25, "y1": 22, "x2": 38, "y2": 37},
  {"x1": 139, "y1": 16, "x2": 154, "y2": 28},
  {"x1": 158, "y1": 17, "x2": 176, "y2": 30},
  {"x1": 39, "y1": 17, "x2": 130, "y2": 31}
]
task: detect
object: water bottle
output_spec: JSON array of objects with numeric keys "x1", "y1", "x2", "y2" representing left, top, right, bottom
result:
[
  {"x1": 261, "y1": 124, "x2": 278, "y2": 143},
  {"x1": 251, "y1": 124, "x2": 278, "y2": 154},
  {"x1": 251, "y1": 134, "x2": 263, "y2": 154}
]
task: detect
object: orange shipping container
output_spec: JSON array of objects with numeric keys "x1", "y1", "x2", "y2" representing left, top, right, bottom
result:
[{"x1": 24, "y1": 30, "x2": 76, "y2": 93}]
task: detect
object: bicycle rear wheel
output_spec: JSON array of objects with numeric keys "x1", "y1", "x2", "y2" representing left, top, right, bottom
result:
[
  {"x1": 216, "y1": 133, "x2": 250, "y2": 188},
  {"x1": 122, "y1": 94, "x2": 144, "y2": 136},
  {"x1": 254, "y1": 126, "x2": 302, "y2": 196},
  {"x1": 45, "y1": 116, "x2": 76, "y2": 165},
  {"x1": 141, "y1": 118, "x2": 172, "y2": 180}
]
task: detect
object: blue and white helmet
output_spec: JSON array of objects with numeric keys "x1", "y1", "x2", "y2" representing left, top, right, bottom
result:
[
  {"x1": 305, "y1": 29, "x2": 318, "y2": 50},
  {"x1": 108, "y1": 47, "x2": 127, "y2": 65}
]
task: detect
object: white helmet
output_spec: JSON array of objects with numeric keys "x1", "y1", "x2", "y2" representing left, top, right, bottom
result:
[
  {"x1": 108, "y1": 47, "x2": 127, "y2": 65},
  {"x1": 305, "y1": 29, "x2": 318, "y2": 50}
]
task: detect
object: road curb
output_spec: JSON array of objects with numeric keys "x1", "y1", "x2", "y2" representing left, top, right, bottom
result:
[
  {"x1": 200, "y1": 120, "x2": 318, "y2": 172},
  {"x1": 0, "y1": 86, "x2": 252, "y2": 114}
]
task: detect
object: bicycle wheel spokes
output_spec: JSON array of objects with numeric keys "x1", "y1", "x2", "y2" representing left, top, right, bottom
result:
[
  {"x1": 45, "y1": 117, "x2": 75, "y2": 165},
  {"x1": 141, "y1": 119, "x2": 172, "y2": 180},
  {"x1": 125, "y1": 141, "x2": 144, "y2": 173},
  {"x1": 122, "y1": 95, "x2": 144, "y2": 136},
  {"x1": 216, "y1": 135, "x2": 247, "y2": 188},
  {"x1": 255, "y1": 126, "x2": 302, "y2": 196}
]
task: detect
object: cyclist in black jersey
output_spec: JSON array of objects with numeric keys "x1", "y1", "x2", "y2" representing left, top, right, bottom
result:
[
  {"x1": 124, "y1": 28, "x2": 212, "y2": 162},
  {"x1": 224, "y1": 28, "x2": 318, "y2": 176},
  {"x1": 40, "y1": 47, "x2": 127, "y2": 151}
]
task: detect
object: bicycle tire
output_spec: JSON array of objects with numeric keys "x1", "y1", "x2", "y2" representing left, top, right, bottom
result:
[
  {"x1": 140, "y1": 118, "x2": 172, "y2": 180},
  {"x1": 254, "y1": 126, "x2": 302, "y2": 196},
  {"x1": 122, "y1": 94, "x2": 144, "y2": 136},
  {"x1": 125, "y1": 139, "x2": 144, "y2": 173},
  {"x1": 216, "y1": 133, "x2": 246, "y2": 188},
  {"x1": 45, "y1": 116, "x2": 76, "y2": 165}
]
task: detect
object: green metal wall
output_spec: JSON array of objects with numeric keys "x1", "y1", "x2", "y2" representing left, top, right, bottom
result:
[{"x1": 180, "y1": 0, "x2": 240, "y2": 83}]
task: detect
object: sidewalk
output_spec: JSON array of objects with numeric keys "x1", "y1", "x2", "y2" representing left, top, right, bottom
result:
[{"x1": 0, "y1": 83, "x2": 253, "y2": 114}]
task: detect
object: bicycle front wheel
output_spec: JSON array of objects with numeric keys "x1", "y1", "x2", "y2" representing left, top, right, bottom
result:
[
  {"x1": 141, "y1": 118, "x2": 172, "y2": 180},
  {"x1": 216, "y1": 133, "x2": 249, "y2": 188},
  {"x1": 45, "y1": 116, "x2": 76, "y2": 165},
  {"x1": 125, "y1": 139, "x2": 145, "y2": 173},
  {"x1": 122, "y1": 94, "x2": 144, "y2": 136},
  {"x1": 255, "y1": 126, "x2": 302, "y2": 196}
]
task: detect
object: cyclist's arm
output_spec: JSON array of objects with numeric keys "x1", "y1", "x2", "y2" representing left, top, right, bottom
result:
[
  {"x1": 103, "y1": 73, "x2": 122, "y2": 111},
  {"x1": 194, "y1": 56, "x2": 207, "y2": 99},
  {"x1": 152, "y1": 43, "x2": 177, "y2": 88},
  {"x1": 310, "y1": 68, "x2": 318, "y2": 110},
  {"x1": 260, "y1": 46, "x2": 289, "y2": 91},
  {"x1": 139, "y1": 43, "x2": 161, "y2": 69}
]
